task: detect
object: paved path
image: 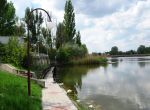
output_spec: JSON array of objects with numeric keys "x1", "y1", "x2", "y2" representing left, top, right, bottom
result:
[{"x1": 42, "y1": 68, "x2": 77, "y2": 110}]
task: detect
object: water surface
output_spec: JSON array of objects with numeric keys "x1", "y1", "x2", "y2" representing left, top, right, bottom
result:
[{"x1": 57, "y1": 56, "x2": 150, "y2": 110}]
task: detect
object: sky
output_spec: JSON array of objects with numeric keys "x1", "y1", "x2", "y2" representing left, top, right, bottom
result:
[{"x1": 9, "y1": 0, "x2": 150, "y2": 53}]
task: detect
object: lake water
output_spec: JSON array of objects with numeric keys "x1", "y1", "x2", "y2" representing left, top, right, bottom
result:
[{"x1": 56, "y1": 56, "x2": 150, "y2": 110}]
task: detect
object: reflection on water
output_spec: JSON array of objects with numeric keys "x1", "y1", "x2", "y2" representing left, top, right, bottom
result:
[{"x1": 57, "y1": 56, "x2": 150, "y2": 110}]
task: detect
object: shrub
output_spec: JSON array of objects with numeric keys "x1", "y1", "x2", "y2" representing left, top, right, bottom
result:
[
  {"x1": 0, "y1": 42, "x2": 6, "y2": 62},
  {"x1": 1, "y1": 37, "x2": 26, "y2": 67},
  {"x1": 48, "y1": 48, "x2": 57, "y2": 61},
  {"x1": 56, "y1": 43, "x2": 88, "y2": 63}
]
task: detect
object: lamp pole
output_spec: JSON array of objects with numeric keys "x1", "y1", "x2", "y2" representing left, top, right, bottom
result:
[{"x1": 27, "y1": 8, "x2": 52, "y2": 96}]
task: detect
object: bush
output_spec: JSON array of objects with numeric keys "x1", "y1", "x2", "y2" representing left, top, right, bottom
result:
[
  {"x1": 1, "y1": 37, "x2": 26, "y2": 67},
  {"x1": 48, "y1": 48, "x2": 57, "y2": 61},
  {"x1": 56, "y1": 43, "x2": 88, "y2": 63},
  {"x1": 0, "y1": 42, "x2": 6, "y2": 62}
]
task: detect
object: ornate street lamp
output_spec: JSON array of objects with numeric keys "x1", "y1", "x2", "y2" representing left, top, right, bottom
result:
[{"x1": 27, "y1": 8, "x2": 53, "y2": 96}]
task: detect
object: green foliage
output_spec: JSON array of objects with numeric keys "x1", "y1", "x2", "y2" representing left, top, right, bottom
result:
[
  {"x1": 14, "y1": 18, "x2": 26, "y2": 36},
  {"x1": 110, "y1": 46, "x2": 119, "y2": 55},
  {"x1": 0, "y1": 42, "x2": 6, "y2": 62},
  {"x1": 75, "y1": 31, "x2": 81, "y2": 46},
  {"x1": 63, "y1": 0, "x2": 76, "y2": 43},
  {"x1": 56, "y1": 23, "x2": 65, "y2": 49},
  {"x1": 24, "y1": 7, "x2": 43, "y2": 44},
  {"x1": 54, "y1": 0, "x2": 89, "y2": 64},
  {"x1": 0, "y1": 0, "x2": 16, "y2": 35},
  {"x1": 57, "y1": 46, "x2": 70, "y2": 63},
  {"x1": 109, "y1": 45, "x2": 150, "y2": 55},
  {"x1": 41, "y1": 27, "x2": 52, "y2": 49},
  {"x1": 0, "y1": 70, "x2": 41, "y2": 110},
  {"x1": 70, "y1": 55, "x2": 108, "y2": 65},
  {"x1": 56, "y1": 43, "x2": 88, "y2": 63},
  {"x1": 2, "y1": 37, "x2": 26, "y2": 67},
  {"x1": 137, "y1": 45, "x2": 146, "y2": 54},
  {"x1": 48, "y1": 48, "x2": 57, "y2": 61}
]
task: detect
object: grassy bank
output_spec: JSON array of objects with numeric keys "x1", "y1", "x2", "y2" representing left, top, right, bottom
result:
[
  {"x1": 70, "y1": 55, "x2": 107, "y2": 65},
  {"x1": 0, "y1": 70, "x2": 42, "y2": 110}
]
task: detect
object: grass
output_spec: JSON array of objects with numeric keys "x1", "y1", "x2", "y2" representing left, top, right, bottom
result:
[
  {"x1": 70, "y1": 55, "x2": 108, "y2": 65},
  {"x1": 0, "y1": 70, "x2": 42, "y2": 110}
]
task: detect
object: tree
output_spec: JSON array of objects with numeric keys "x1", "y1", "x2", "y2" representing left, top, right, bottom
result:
[
  {"x1": 75, "y1": 31, "x2": 81, "y2": 46},
  {"x1": 125, "y1": 50, "x2": 136, "y2": 55},
  {"x1": 63, "y1": 0, "x2": 76, "y2": 43},
  {"x1": 137, "y1": 45, "x2": 146, "y2": 54},
  {"x1": 14, "y1": 18, "x2": 26, "y2": 36},
  {"x1": 56, "y1": 23, "x2": 65, "y2": 49},
  {"x1": 41, "y1": 27, "x2": 52, "y2": 49},
  {"x1": 24, "y1": 7, "x2": 43, "y2": 44},
  {"x1": 0, "y1": 0, "x2": 16, "y2": 36},
  {"x1": 110, "y1": 46, "x2": 119, "y2": 55}
]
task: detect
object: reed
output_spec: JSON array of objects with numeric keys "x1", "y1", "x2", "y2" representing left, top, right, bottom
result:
[{"x1": 70, "y1": 55, "x2": 107, "y2": 65}]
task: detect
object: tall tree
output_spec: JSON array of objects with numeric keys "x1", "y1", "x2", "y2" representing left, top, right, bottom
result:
[
  {"x1": 41, "y1": 27, "x2": 52, "y2": 49},
  {"x1": 63, "y1": 0, "x2": 76, "y2": 43},
  {"x1": 56, "y1": 23, "x2": 65, "y2": 49},
  {"x1": 14, "y1": 17, "x2": 26, "y2": 36},
  {"x1": 0, "y1": 0, "x2": 16, "y2": 36},
  {"x1": 24, "y1": 7, "x2": 43, "y2": 44},
  {"x1": 75, "y1": 31, "x2": 81, "y2": 46}
]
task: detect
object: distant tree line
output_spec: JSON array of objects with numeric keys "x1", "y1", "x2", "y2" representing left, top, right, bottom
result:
[{"x1": 109, "y1": 45, "x2": 150, "y2": 55}]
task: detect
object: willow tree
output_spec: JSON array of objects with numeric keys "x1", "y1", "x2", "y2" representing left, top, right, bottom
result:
[{"x1": 63, "y1": 0, "x2": 76, "y2": 43}]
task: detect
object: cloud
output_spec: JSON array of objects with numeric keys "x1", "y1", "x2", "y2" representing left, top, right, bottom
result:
[
  {"x1": 73, "y1": 0, "x2": 139, "y2": 17},
  {"x1": 79, "y1": 0, "x2": 150, "y2": 52},
  {"x1": 8, "y1": 0, "x2": 150, "y2": 53},
  {"x1": 8, "y1": 0, "x2": 41, "y2": 17}
]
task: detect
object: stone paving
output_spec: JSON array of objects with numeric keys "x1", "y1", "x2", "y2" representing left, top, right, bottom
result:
[{"x1": 42, "y1": 68, "x2": 77, "y2": 110}]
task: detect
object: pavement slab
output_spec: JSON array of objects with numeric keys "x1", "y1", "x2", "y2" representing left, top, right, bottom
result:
[{"x1": 42, "y1": 69, "x2": 77, "y2": 110}]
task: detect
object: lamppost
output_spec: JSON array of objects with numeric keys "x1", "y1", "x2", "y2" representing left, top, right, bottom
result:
[{"x1": 27, "y1": 8, "x2": 53, "y2": 96}]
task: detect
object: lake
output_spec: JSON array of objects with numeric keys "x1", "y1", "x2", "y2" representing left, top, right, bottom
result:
[{"x1": 56, "y1": 56, "x2": 150, "y2": 110}]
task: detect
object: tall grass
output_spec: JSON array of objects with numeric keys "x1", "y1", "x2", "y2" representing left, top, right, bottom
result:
[
  {"x1": 0, "y1": 70, "x2": 42, "y2": 110},
  {"x1": 70, "y1": 55, "x2": 108, "y2": 65}
]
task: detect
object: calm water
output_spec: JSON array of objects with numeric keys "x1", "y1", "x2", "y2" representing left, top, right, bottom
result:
[{"x1": 56, "y1": 56, "x2": 150, "y2": 110}]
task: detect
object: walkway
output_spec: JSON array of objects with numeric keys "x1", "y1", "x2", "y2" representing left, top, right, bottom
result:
[{"x1": 42, "y1": 68, "x2": 77, "y2": 110}]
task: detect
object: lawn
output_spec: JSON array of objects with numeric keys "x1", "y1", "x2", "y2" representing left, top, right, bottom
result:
[{"x1": 0, "y1": 70, "x2": 42, "y2": 110}]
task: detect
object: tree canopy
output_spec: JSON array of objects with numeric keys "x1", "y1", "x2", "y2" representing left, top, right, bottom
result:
[
  {"x1": 24, "y1": 7, "x2": 43, "y2": 44},
  {"x1": 75, "y1": 31, "x2": 81, "y2": 46},
  {"x1": 63, "y1": 0, "x2": 76, "y2": 43},
  {"x1": 0, "y1": 0, "x2": 16, "y2": 36},
  {"x1": 110, "y1": 46, "x2": 119, "y2": 55}
]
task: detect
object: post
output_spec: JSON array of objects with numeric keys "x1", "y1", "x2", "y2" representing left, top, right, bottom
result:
[
  {"x1": 27, "y1": 26, "x2": 31, "y2": 96},
  {"x1": 26, "y1": 8, "x2": 52, "y2": 96}
]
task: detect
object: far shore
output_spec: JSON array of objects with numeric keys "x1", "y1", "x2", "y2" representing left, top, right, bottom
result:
[{"x1": 107, "y1": 54, "x2": 150, "y2": 58}]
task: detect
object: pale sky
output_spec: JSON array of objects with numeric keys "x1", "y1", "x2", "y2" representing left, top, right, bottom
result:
[{"x1": 9, "y1": 0, "x2": 150, "y2": 53}]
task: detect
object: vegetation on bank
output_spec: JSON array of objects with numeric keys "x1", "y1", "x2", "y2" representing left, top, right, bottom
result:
[
  {"x1": 108, "y1": 45, "x2": 150, "y2": 55},
  {"x1": 0, "y1": 37, "x2": 26, "y2": 68},
  {"x1": 0, "y1": 70, "x2": 42, "y2": 110},
  {"x1": 70, "y1": 55, "x2": 107, "y2": 65}
]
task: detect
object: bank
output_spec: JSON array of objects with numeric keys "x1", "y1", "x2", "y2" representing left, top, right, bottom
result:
[
  {"x1": 0, "y1": 64, "x2": 78, "y2": 110},
  {"x1": 0, "y1": 69, "x2": 42, "y2": 110}
]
